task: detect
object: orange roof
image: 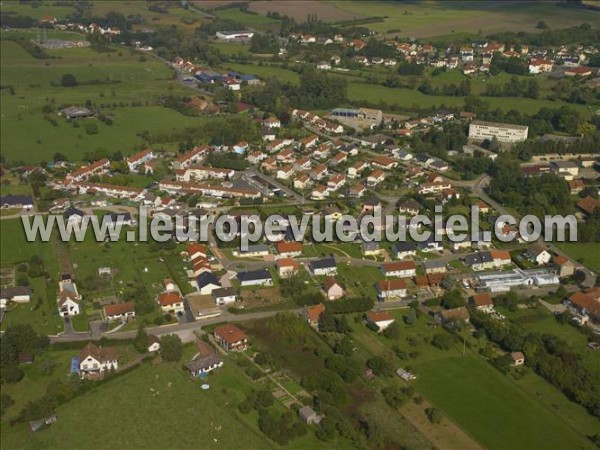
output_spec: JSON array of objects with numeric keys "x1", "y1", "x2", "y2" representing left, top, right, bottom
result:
[
  {"x1": 188, "y1": 243, "x2": 207, "y2": 257},
  {"x1": 276, "y1": 241, "x2": 303, "y2": 254},
  {"x1": 489, "y1": 250, "x2": 511, "y2": 261},
  {"x1": 214, "y1": 324, "x2": 248, "y2": 344},
  {"x1": 577, "y1": 196, "x2": 600, "y2": 215},
  {"x1": 158, "y1": 291, "x2": 182, "y2": 307},
  {"x1": 382, "y1": 261, "x2": 415, "y2": 272},
  {"x1": 554, "y1": 255, "x2": 569, "y2": 266},
  {"x1": 103, "y1": 301, "x2": 135, "y2": 316},
  {"x1": 277, "y1": 258, "x2": 300, "y2": 269},
  {"x1": 471, "y1": 293, "x2": 493, "y2": 307},
  {"x1": 569, "y1": 290, "x2": 600, "y2": 318},
  {"x1": 366, "y1": 311, "x2": 394, "y2": 323},
  {"x1": 376, "y1": 279, "x2": 407, "y2": 291},
  {"x1": 305, "y1": 304, "x2": 325, "y2": 322}
]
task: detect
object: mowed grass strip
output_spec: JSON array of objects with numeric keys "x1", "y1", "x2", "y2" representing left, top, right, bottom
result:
[{"x1": 414, "y1": 355, "x2": 593, "y2": 450}]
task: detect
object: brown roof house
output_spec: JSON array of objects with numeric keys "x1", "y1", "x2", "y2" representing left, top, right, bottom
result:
[
  {"x1": 214, "y1": 324, "x2": 248, "y2": 352},
  {"x1": 554, "y1": 255, "x2": 575, "y2": 278},
  {"x1": 435, "y1": 307, "x2": 470, "y2": 326},
  {"x1": 103, "y1": 301, "x2": 135, "y2": 322},
  {"x1": 470, "y1": 293, "x2": 494, "y2": 314},
  {"x1": 322, "y1": 277, "x2": 344, "y2": 300},
  {"x1": 303, "y1": 304, "x2": 325, "y2": 328},
  {"x1": 79, "y1": 342, "x2": 118, "y2": 377},
  {"x1": 365, "y1": 311, "x2": 395, "y2": 332}
]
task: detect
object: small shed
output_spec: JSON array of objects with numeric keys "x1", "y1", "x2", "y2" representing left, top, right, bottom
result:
[{"x1": 298, "y1": 405, "x2": 321, "y2": 425}]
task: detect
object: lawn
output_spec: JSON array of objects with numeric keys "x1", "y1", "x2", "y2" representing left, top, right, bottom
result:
[
  {"x1": 0, "y1": 349, "x2": 78, "y2": 424},
  {"x1": 414, "y1": 354, "x2": 594, "y2": 450},
  {"x1": 554, "y1": 242, "x2": 600, "y2": 273},
  {"x1": 0, "y1": 39, "x2": 199, "y2": 163},
  {"x1": 211, "y1": 41, "x2": 251, "y2": 56},
  {"x1": 214, "y1": 7, "x2": 281, "y2": 29},
  {"x1": 0, "y1": 361, "x2": 276, "y2": 450},
  {"x1": 347, "y1": 82, "x2": 594, "y2": 116},
  {"x1": 0, "y1": 218, "x2": 64, "y2": 334}
]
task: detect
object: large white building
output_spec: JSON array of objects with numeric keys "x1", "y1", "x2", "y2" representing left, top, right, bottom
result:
[
  {"x1": 468, "y1": 121, "x2": 528, "y2": 144},
  {"x1": 215, "y1": 31, "x2": 254, "y2": 41}
]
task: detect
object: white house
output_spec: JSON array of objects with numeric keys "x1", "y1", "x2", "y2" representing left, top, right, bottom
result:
[
  {"x1": 79, "y1": 342, "x2": 118, "y2": 376},
  {"x1": 309, "y1": 258, "x2": 337, "y2": 276},
  {"x1": 103, "y1": 301, "x2": 136, "y2": 322},
  {"x1": 381, "y1": 261, "x2": 416, "y2": 278},
  {"x1": 366, "y1": 311, "x2": 395, "y2": 331},
  {"x1": 212, "y1": 287, "x2": 237, "y2": 306}
]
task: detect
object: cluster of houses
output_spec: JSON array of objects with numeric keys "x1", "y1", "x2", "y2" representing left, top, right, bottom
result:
[{"x1": 291, "y1": 33, "x2": 598, "y2": 78}]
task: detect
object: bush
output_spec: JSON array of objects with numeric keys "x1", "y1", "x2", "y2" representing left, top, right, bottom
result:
[
  {"x1": 60, "y1": 73, "x2": 78, "y2": 87},
  {"x1": 431, "y1": 333, "x2": 455, "y2": 350},
  {"x1": 2, "y1": 365, "x2": 24, "y2": 383},
  {"x1": 426, "y1": 407, "x2": 443, "y2": 424},
  {"x1": 85, "y1": 123, "x2": 99, "y2": 135}
]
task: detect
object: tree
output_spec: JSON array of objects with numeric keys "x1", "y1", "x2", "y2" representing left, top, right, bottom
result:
[
  {"x1": 133, "y1": 325, "x2": 149, "y2": 353},
  {"x1": 441, "y1": 290, "x2": 465, "y2": 309},
  {"x1": 426, "y1": 407, "x2": 443, "y2": 424},
  {"x1": 159, "y1": 334, "x2": 183, "y2": 362},
  {"x1": 431, "y1": 333, "x2": 455, "y2": 350},
  {"x1": 366, "y1": 356, "x2": 394, "y2": 377},
  {"x1": 60, "y1": 73, "x2": 78, "y2": 87},
  {"x1": 536, "y1": 21, "x2": 548, "y2": 29},
  {"x1": 382, "y1": 321, "x2": 401, "y2": 339}
]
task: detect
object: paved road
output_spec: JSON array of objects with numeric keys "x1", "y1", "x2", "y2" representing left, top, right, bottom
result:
[{"x1": 49, "y1": 307, "x2": 302, "y2": 343}]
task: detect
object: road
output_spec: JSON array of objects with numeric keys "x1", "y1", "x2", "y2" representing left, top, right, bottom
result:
[{"x1": 49, "y1": 307, "x2": 301, "y2": 343}]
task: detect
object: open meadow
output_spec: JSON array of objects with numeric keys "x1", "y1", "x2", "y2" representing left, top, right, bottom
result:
[
  {"x1": 0, "y1": 360, "x2": 278, "y2": 450},
  {"x1": 0, "y1": 36, "x2": 199, "y2": 163},
  {"x1": 414, "y1": 354, "x2": 594, "y2": 450}
]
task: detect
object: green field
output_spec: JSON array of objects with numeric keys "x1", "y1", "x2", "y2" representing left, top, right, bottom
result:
[
  {"x1": 0, "y1": 360, "x2": 277, "y2": 450},
  {"x1": 0, "y1": 38, "x2": 199, "y2": 162},
  {"x1": 414, "y1": 355, "x2": 594, "y2": 450},
  {"x1": 554, "y1": 242, "x2": 600, "y2": 273},
  {"x1": 214, "y1": 7, "x2": 281, "y2": 29},
  {"x1": 0, "y1": 218, "x2": 64, "y2": 334},
  {"x1": 332, "y1": 1, "x2": 597, "y2": 37},
  {"x1": 347, "y1": 82, "x2": 595, "y2": 116}
]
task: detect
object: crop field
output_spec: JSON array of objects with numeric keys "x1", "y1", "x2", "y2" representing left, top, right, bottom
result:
[
  {"x1": 331, "y1": 1, "x2": 597, "y2": 37},
  {"x1": 247, "y1": 1, "x2": 368, "y2": 22},
  {"x1": 414, "y1": 355, "x2": 594, "y2": 450},
  {"x1": 0, "y1": 38, "x2": 198, "y2": 163},
  {"x1": 0, "y1": 361, "x2": 276, "y2": 450}
]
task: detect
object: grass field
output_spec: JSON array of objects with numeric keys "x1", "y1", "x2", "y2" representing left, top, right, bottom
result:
[
  {"x1": 0, "y1": 361, "x2": 277, "y2": 450},
  {"x1": 331, "y1": 1, "x2": 596, "y2": 37},
  {"x1": 0, "y1": 218, "x2": 64, "y2": 334},
  {"x1": 0, "y1": 38, "x2": 198, "y2": 162},
  {"x1": 414, "y1": 354, "x2": 594, "y2": 450},
  {"x1": 554, "y1": 242, "x2": 600, "y2": 273},
  {"x1": 214, "y1": 7, "x2": 281, "y2": 29},
  {"x1": 347, "y1": 81, "x2": 595, "y2": 116}
]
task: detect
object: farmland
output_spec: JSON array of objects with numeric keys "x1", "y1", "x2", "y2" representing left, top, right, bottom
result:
[
  {"x1": 0, "y1": 37, "x2": 199, "y2": 163},
  {"x1": 414, "y1": 355, "x2": 594, "y2": 450},
  {"x1": 330, "y1": 1, "x2": 597, "y2": 38}
]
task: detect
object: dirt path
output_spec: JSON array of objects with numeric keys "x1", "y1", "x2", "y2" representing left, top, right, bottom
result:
[{"x1": 400, "y1": 399, "x2": 483, "y2": 450}]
